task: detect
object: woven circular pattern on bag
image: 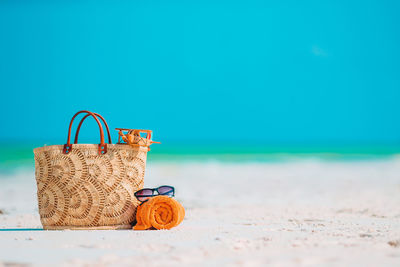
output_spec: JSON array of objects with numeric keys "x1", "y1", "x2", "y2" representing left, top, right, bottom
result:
[{"x1": 34, "y1": 144, "x2": 147, "y2": 229}]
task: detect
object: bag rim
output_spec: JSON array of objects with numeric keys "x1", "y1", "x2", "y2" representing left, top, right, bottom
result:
[{"x1": 33, "y1": 144, "x2": 148, "y2": 154}]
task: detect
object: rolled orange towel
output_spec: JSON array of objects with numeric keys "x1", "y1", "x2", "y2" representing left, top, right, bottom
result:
[{"x1": 133, "y1": 195, "x2": 185, "y2": 230}]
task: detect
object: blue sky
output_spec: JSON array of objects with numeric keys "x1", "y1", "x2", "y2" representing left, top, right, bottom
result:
[{"x1": 0, "y1": 0, "x2": 399, "y2": 145}]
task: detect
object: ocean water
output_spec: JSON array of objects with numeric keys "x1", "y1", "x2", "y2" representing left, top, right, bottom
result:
[{"x1": 1, "y1": 143, "x2": 399, "y2": 172}]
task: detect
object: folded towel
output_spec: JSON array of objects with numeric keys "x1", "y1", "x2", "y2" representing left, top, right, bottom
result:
[{"x1": 133, "y1": 195, "x2": 185, "y2": 230}]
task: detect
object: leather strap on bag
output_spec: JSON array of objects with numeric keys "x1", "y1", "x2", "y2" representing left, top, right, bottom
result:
[
  {"x1": 74, "y1": 113, "x2": 112, "y2": 145},
  {"x1": 63, "y1": 110, "x2": 108, "y2": 155}
]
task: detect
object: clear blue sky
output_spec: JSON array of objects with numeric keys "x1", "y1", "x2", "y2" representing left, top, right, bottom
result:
[{"x1": 0, "y1": 0, "x2": 399, "y2": 146}]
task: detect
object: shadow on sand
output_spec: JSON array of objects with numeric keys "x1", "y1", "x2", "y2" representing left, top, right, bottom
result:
[{"x1": 0, "y1": 228, "x2": 43, "y2": 231}]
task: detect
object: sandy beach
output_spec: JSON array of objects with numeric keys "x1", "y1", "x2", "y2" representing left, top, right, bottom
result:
[
  {"x1": 1, "y1": 158, "x2": 400, "y2": 266},
  {"x1": 1, "y1": 0, "x2": 399, "y2": 265}
]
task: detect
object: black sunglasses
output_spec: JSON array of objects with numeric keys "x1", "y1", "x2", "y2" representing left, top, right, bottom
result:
[{"x1": 134, "y1": 185, "x2": 175, "y2": 202}]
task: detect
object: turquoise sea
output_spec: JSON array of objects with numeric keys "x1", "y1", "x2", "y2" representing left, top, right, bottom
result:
[{"x1": 1, "y1": 142, "x2": 400, "y2": 172}]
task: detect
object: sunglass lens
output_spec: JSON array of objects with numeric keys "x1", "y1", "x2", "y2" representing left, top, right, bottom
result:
[
  {"x1": 135, "y1": 189, "x2": 153, "y2": 201},
  {"x1": 158, "y1": 186, "x2": 174, "y2": 196}
]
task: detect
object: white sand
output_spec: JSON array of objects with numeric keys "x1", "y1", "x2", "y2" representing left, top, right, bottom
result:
[{"x1": 1, "y1": 158, "x2": 400, "y2": 266}]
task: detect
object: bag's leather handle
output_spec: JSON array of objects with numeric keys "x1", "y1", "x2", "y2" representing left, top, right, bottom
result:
[
  {"x1": 63, "y1": 110, "x2": 107, "y2": 155},
  {"x1": 74, "y1": 113, "x2": 112, "y2": 145}
]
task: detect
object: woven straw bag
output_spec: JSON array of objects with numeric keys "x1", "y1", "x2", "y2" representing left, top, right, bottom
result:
[{"x1": 34, "y1": 110, "x2": 151, "y2": 230}]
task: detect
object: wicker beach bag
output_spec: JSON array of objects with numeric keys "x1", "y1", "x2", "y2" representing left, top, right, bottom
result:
[{"x1": 33, "y1": 110, "x2": 149, "y2": 230}]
